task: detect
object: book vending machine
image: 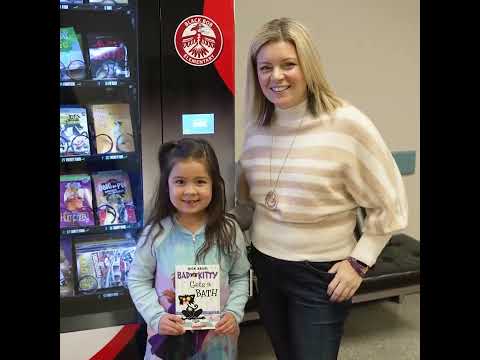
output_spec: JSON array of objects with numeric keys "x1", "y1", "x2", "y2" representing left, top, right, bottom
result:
[
  {"x1": 60, "y1": 0, "x2": 142, "y2": 333},
  {"x1": 60, "y1": 0, "x2": 237, "y2": 357}
]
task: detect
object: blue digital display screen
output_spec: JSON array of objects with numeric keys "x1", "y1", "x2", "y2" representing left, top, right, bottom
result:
[{"x1": 182, "y1": 113, "x2": 215, "y2": 135}]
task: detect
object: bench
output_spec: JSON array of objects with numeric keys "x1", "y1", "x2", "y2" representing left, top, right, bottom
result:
[
  {"x1": 228, "y1": 205, "x2": 420, "y2": 322},
  {"x1": 352, "y1": 207, "x2": 420, "y2": 303},
  {"x1": 232, "y1": 150, "x2": 420, "y2": 316}
]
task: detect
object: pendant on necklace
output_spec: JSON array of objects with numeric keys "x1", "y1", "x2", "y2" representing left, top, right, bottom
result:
[{"x1": 265, "y1": 190, "x2": 278, "y2": 210}]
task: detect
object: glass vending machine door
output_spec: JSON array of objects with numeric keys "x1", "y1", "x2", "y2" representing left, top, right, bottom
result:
[{"x1": 59, "y1": 0, "x2": 143, "y2": 333}]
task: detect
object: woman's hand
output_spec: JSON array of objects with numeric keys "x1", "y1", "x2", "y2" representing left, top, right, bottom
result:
[
  {"x1": 327, "y1": 260, "x2": 363, "y2": 302},
  {"x1": 214, "y1": 312, "x2": 239, "y2": 336},
  {"x1": 158, "y1": 314, "x2": 186, "y2": 336}
]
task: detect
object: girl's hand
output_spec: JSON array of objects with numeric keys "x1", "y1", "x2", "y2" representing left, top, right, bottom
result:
[
  {"x1": 327, "y1": 260, "x2": 363, "y2": 302},
  {"x1": 214, "y1": 312, "x2": 239, "y2": 336},
  {"x1": 158, "y1": 314, "x2": 185, "y2": 336}
]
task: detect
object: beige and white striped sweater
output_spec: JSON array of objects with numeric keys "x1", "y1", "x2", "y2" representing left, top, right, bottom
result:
[{"x1": 239, "y1": 100, "x2": 408, "y2": 266}]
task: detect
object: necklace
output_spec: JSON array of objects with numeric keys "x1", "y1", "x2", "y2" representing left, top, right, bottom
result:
[{"x1": 265, "y1": 117, "x2": 305, "y2": 210}]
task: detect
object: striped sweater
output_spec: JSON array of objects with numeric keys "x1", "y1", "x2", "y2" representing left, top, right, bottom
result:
[{"x1": 239, "y1": 100, "x2": 408, "y2": 266}]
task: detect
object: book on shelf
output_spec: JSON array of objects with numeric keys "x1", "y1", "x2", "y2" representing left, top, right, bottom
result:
[
  {"x1": 91, "y1": 103, "x2": 134, "y2": 154},
  {"x1": 175, "y1": 264, "x2": 221, "y2": 330},
  {"x1": 60, "y1": 106, "x2": 91, "y2": 156},
  {"x1": 60, "y1": 174, "x2": 95, "y2": 229},
  {"x1": 60, "y1": 27, "x2": 86, "y2": 81},
  {"x1": 92, "y1": 170, "x2": 137, "y2": 225},
  {"x1": 60, "y1": 238, "x2": 74, "y2": 297},
  {"x1": 75, "y1": 235, "x2": 136, "y2": 292},
  {"x1": 87, "y1": 33, "x2": 130, "y2": 80}
]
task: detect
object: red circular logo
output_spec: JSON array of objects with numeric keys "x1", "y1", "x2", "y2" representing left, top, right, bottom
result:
[{"x1": 174, "y1": 15, "x2": 223, "y2": 67}]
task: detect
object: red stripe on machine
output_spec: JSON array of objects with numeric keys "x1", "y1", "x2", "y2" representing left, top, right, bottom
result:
[
  {"x1": 90, "y1": 324, "x2": 140, "y2": 360},
  {"x1": 204, "y1": 0, "x2": 235, "y2": 94}
]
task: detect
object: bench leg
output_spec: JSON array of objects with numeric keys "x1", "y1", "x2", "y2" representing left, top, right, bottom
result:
[{"x1": 389, "y1": 295, "x2": 405, "y2": 304}]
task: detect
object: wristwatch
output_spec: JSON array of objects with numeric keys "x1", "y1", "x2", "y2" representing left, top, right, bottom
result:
[{"x1": 347, "y1": 256, "x2": 369, "y2": 277}]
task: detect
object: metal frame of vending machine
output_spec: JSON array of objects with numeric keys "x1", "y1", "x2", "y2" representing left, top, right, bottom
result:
[
  {"x1": 60, "y1": 0, "x2": 238, "y2": 356},
  {"x1": 60, "y1": 0, "x2": 143, "y2": 333},
  {"x1": 159, "y1": 0, "x2": 236, "y2": 208}
]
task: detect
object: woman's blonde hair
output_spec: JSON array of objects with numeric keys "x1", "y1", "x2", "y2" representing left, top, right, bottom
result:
[{"x1": 245, "y1": 18, "x2": 343, "y2": 126}]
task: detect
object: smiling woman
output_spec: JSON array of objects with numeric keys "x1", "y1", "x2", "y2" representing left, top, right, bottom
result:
[
  {"x1": 256, "y1": 41, "x2": 307, "y2": 110},
  {"x1": 237, "y1": 17, "x2": 408, "y2": 360}
]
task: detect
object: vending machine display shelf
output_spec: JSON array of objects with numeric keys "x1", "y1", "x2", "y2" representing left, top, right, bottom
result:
[
  {"x1": 61, "y1": 222, "x2": 140, "y2": 236},
  {"x1": 60, "y1": 2, "x2": 133, "y2": 13},
  {"x1": 60, "y1": 152, "x2": 133, "y2": 164},
  {"x1": 60, "y1": 79, "x2": 135, "y2": 88}
]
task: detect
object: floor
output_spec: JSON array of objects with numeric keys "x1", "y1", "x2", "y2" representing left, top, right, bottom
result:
[{"x1": 238, "y1": 294, "x2": 420, "y2": 360}]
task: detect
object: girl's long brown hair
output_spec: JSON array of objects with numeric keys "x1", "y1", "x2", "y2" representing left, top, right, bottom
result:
[{"x1": 142, "y1": 138, "x2": 238, "y2": 264}]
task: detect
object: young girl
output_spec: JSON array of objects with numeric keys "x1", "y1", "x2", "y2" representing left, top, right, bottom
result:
[{"x1": 128, "y1": 138, "x2": 250, "y2": 359}]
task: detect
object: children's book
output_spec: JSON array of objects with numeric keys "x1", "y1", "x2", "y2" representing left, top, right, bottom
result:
[
  {"x1": 75, "y1": 236, "x2": 136, "y2": 292},
  {"x1": 60, "y1": 106, "x2": 91, "y2": 156},
  {"x1": 92, "y1": 170, "x2": 137, "y2": 225},
  {"x1": 60, "y1": 27, "x2": 86, "y2": 81},
  {"x1": 91, "y1": 103, "x2": 135, "y2": 154},
  {"x1": 87, "y1": 33, "x2": 130, "y2": 80},
  {"x1": 60, "y1": 174, "x2": 95, "y2": 228},
  {"x1": 175, "y1": 264, "x2": 221, "y2": 330},
  {"x1": 60, "y1": 238, "x2": 74, "y2": 297}
]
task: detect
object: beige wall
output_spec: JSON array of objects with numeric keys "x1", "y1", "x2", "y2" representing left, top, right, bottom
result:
[{"x1": 234, "y1": 0, "x2": 420, "y2": 239}]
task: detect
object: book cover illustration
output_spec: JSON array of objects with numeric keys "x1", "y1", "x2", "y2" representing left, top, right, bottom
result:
[
  {"x1": 60, "y1": 174, "x2": 95, "y2": 229},
  {"x1": 75, "y1": 236, "x2": 136, "y2": 292},
  {"x1": 175, "y1": 264, "x2": 221, "y2": 330},
  {"x1": 60, "y1": 27, "x2": 86, "y2": 81},
  {"x1": 87, "y1": 33, "x2": 130, "y2": 80},
  {"x1": 91, "y1": 103, "x2": 135, "y2": 154},
  {"x1": 60, "y1": 238, "x2": 74, "y2": 297},
  {"x1": 60, "y1": 106, "x2": 91, "y2": 156},
  {"x1": 92, "y1": 170, "x2": 137, "y2": 225}
]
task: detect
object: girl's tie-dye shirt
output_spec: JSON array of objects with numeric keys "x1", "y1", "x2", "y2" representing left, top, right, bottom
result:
[{"x1": 128, "y1": 216, "x2": 250, "y2": 359}]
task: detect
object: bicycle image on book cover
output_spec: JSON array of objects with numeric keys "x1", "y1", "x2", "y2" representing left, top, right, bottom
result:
[
  {"x1": 92, "y1": 103, "x2": 135, "y2": 154},
  {"x1": 92, "y1": 170, "x2": 137, "y2": 225},
  {"x1": 75, "y1": 237, "x2": 136, "y2": 292},
  {"x1": 60, "y1": 106, "x2": 91, "y2": 156}
]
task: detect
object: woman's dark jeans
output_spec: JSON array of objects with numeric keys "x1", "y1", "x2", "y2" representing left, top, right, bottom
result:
[{"x1": 251, "y1": 246, "x2": 351, "y2": 360}]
